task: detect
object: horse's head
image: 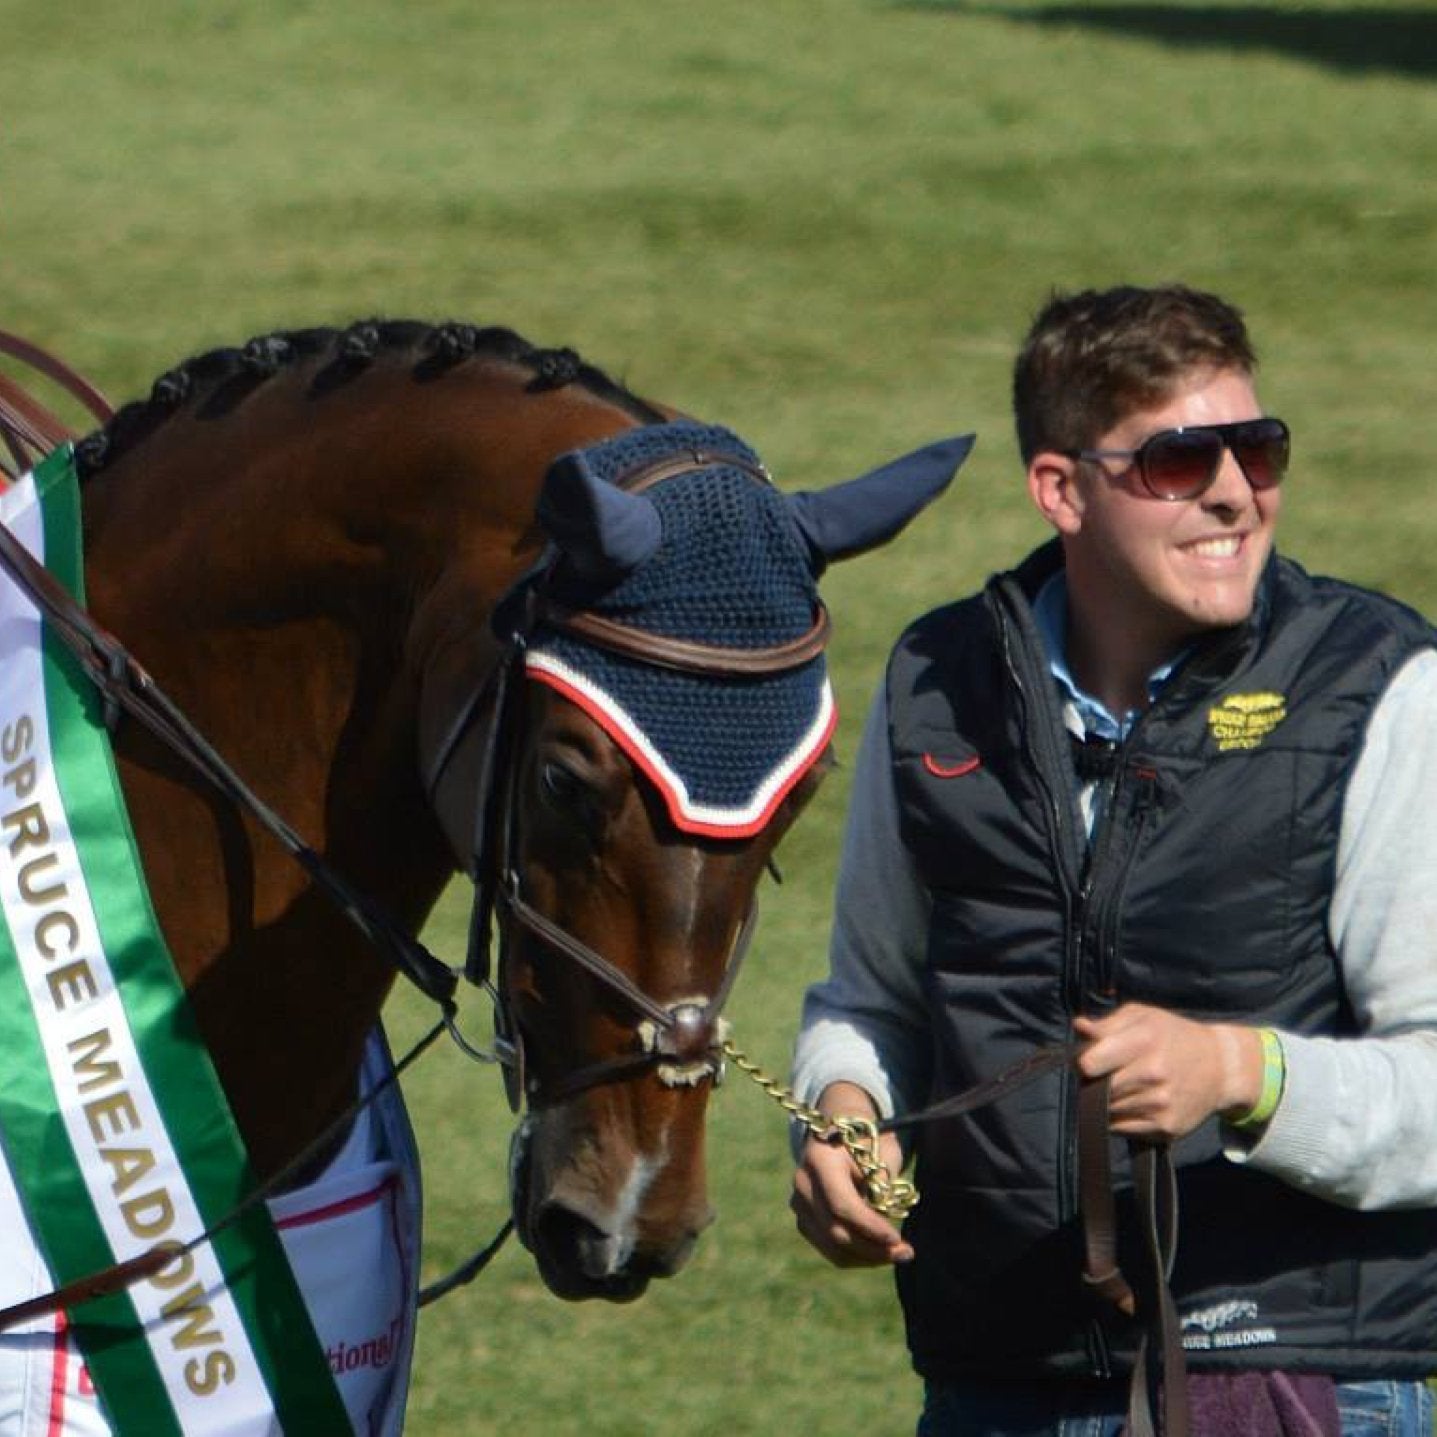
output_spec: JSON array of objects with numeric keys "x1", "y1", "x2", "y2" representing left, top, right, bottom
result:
[
  {"x1": 55, "y1": 318, "x2": 964, "y2": 1320},
  {"x1": 442, "y1": 421, "x2": 972, "y2": 1300},
  {"x1": 503, "y1": 683, "x2": 823, "y2": 1300}
]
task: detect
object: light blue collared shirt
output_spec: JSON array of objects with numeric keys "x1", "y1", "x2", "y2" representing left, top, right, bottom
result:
[
  {"x1": 1032, "y1": 573, "x2": 1187, "y2": 836},
  {"x1": 1032, "y1": 573, "x2": 1182, "y2": 741}
]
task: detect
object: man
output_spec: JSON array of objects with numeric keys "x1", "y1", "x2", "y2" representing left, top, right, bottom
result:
[{"x1": 791, "y1": 284, "x2": 1437, "y2": 1435}]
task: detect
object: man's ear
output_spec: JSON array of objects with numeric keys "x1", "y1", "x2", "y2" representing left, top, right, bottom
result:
[{"x1": 1028, "y1": 451, "x2": 1085, "y2": 536}]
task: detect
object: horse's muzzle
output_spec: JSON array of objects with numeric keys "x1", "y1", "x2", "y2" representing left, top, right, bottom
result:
[{"x1": 509, "y1": 1118, "x2": 710, "y2": 1302}]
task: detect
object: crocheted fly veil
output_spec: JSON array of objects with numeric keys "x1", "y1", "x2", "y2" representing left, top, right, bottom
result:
[{"x1": 527, "y1": 422, "x2": 834, "y2": 837}]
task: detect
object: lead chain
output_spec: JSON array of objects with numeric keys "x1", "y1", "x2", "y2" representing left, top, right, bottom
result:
[{"x1": 720, "y1": 1039, "x2": 919, "y2": 1221}]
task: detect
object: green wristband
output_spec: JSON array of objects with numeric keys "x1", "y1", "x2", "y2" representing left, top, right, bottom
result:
[{"x1": 1232, "y1": 1027, "x2": 1285, "y2": 1130}]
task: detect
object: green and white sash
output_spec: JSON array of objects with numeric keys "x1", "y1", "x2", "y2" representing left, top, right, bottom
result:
[{"x1": 0, "y1": 446, "x2": 351, "y2": 1434}]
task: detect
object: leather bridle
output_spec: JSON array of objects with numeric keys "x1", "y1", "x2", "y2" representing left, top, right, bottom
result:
[{"x1": 434, "y1": 445, "x2": 831, "y2": 1112}]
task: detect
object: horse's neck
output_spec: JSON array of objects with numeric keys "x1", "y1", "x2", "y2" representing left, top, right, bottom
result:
[
  {"x1": 75, "y1": 363, "x2": 642, "y2": 1175},
  {"x1": 83, "y1": 421, "x2": 450, "y2": 933}
]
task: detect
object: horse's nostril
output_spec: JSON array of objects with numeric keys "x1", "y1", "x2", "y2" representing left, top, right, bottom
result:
[{"x1": 536, "y1": 1203, "x2": 626, "y2": 1282}]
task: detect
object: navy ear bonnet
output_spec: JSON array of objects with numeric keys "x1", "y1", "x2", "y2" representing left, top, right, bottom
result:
[
  {"x1": 527, "y1": 422, "x2": 833, "y2": 837},
  {"x1": 524, "y1": 418, "x2": 970, "y2": 836}
]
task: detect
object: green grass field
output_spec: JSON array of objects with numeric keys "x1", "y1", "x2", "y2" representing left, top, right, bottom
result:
[{"x1": 4, "y1": 1, "x2": 1436, "y2": 1431}]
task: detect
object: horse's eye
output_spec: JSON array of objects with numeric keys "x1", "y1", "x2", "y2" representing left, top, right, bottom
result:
[{"x1": 539, "y1": 760, "x2": 587, "y2": 811}]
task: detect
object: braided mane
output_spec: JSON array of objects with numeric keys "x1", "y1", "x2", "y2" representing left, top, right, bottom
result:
[{"x1": 75, "y1": 319, "x2": 663, "y2": 479}]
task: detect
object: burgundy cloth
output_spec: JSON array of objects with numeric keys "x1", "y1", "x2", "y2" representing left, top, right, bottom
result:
[{"x1": 1173, "y1": 1373, "x2": 1340, "y2": 1436}]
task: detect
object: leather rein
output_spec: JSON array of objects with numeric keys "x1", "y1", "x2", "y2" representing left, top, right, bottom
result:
[{"x1": 0, "y1": 327, "x2": 115, "y2": 479}]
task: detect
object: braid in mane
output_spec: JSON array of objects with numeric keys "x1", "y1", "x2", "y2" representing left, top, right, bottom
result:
[{"x1": 75, "y1": 318, "x2": 663, "y2": 480}]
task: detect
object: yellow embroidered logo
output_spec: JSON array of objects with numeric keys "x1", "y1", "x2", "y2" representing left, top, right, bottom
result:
[{"x1": 1207, "y1": 692, "x2": 1287, "y2": 751}]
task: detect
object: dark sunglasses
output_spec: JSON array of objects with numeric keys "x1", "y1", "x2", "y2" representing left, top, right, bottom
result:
[{"x1": 1062, "y1": 416, "x2": 1291, "y2": 501}]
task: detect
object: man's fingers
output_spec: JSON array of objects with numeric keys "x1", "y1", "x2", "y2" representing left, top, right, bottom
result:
[
  {"x1": 790, "y1": 1194, "x2": 910, "y2": 1266},
  {"x1": 791, "y1": 1142, "x2": 914, "y2": 1267}
]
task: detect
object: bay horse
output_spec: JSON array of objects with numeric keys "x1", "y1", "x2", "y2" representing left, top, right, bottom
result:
[{"x1": 0, "y1": 318, "x2": 966, "y2": 1427}]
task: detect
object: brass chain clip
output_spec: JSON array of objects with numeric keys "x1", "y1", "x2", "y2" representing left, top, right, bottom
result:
[{"x1": 720, "y1": 1038, "x2": 919, "y2": 1221}]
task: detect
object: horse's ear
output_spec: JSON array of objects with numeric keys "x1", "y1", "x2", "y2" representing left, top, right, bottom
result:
[
  {"x1": 786, "y1": 434, "x2": 974, "y2": 574},
  {"x1": 537, "y1": 449, "x2": 663, "y2": 585}
]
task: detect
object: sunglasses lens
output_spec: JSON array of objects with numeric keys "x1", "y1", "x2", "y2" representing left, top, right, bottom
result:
[
  {"x1": 1230, "y1": 419, "x2": 1290, "y2": 490},
  {"x1": 1141, "y1": 430, "x2": 1223, "y2": 500},
  {"x1": 1138, "y1": 419, "x2": 1291, "y2": 499}
]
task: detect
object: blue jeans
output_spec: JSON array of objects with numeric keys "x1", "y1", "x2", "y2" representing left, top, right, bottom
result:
[
  {"x1": 1338, "y1": 1380, "x2": 1435, "y2": 1437},
  {"x1": 918, "y1": 1377, "x2": 1433, "y2": 1436}
]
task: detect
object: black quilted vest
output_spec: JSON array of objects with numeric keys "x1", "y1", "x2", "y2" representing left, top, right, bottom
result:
[{"x1": 887, "y1": 542, "x2": 1437, "y2": 1380}]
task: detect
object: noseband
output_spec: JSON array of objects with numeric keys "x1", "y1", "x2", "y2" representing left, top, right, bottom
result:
[{"x1": 435, "y1": 446, "x2": 829, "y2": 1111}]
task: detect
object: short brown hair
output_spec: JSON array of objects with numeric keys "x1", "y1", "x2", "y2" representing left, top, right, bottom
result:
[{"x1": 1012, "y1": 284, "x2": 1258, "y2": 463}]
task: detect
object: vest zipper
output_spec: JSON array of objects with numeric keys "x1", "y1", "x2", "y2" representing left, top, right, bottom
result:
[
  {"x1": 994, "y1": 589, "x2": 1114, "y2": 1371},
  {"x1": 997, "y1": 573, "x2": 1169, "y2": 1379},
  {"x1": 994, "y1": 576, "x2": 1181, "y2": 1378},
  {"x1": 1085, "y1": 760, "x2": 1160, "y2": 1002}
]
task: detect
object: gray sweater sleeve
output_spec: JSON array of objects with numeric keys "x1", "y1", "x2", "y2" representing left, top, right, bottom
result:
[
  {"x1": 795, "y1": 651, "x2": 1437, "y2": 1212},
  {"x1": 791, "y1": 685, "x2": 931, "y2": 1122},
  {"x1": 1231, "y1": 648, "x2": 1437, "y2": 1208}
]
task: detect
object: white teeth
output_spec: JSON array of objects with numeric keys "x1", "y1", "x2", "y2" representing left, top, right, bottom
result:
[{"x1": 1188, "y1": 536, "x2": 1241, "y2": 558}]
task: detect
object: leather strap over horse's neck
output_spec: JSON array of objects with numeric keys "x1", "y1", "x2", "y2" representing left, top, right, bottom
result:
[
  {"x1": 0, "y1": 328, "x2": 113, "y2": 426},
  {"x1": 0, "y1": 327, "x2": 114, "y2": 478},
  {"x1": 0, "y1": 370, "x2": 72, "y2": 474}
]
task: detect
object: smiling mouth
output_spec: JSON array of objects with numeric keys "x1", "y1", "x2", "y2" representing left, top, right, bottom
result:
[{"x1": 1185, "y1": 535, "x2": 1243, "y2": 559}]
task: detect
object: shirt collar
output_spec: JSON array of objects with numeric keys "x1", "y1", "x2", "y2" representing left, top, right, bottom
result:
[{"x1": 1032, "y1": 573, "x2": 1183, "y2": 741}]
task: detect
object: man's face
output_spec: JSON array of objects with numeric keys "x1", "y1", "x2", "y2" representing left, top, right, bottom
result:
[{"x1": 1055, "y1": 367, "x2": 1281, "y2": 660}]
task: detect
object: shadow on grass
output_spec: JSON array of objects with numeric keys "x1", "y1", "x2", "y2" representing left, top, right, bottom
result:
[{"x1": 890, "y1": 5, "x2": 1437, "y2": 79}]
